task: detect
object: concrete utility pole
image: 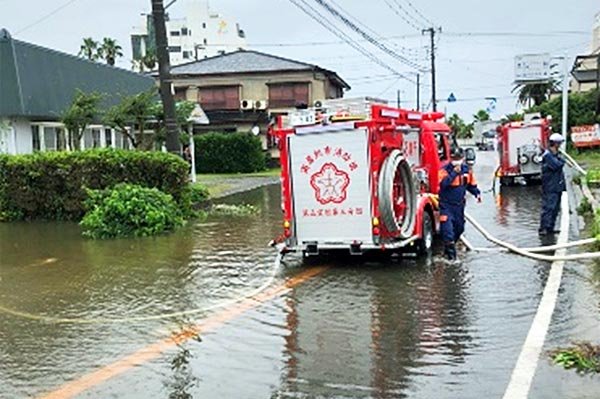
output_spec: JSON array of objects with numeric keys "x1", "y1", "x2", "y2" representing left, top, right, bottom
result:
[
  {"x1": 416, "y1": 73, "x2": 420, "y2": 111},
  {"x1": 151, "y1": 0, "x2": 180, "y2": 154},
  {"x1": 562, "y1": 54, "x2": 569, "y2": 139},
  {"x1": 397, "y1": 89, "x2": 401, "y2": 108},
  {"x1": 422, "y1": 27, "x2": 441, "y2": 111}
]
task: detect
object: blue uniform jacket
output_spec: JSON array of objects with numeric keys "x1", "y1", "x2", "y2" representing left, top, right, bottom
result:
[
  {"x1": 438, "y1": 163, "x2": 481, "y2": 207},
  {"x1": 541, "y1": 150, "x2": 566, "y2": 193}
]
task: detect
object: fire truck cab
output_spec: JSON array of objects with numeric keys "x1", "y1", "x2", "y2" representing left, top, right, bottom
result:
[
  {"x1": 272, "y1": 98, "x2": 456, "y2": 257},
  {"x1": 497, "y1": 114, "x2": 551, "y2": 185}
]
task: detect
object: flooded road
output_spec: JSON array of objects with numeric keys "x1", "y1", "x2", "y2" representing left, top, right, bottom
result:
[{"x1": 1, "y1": 153, "x2": 599, "y2": 398}]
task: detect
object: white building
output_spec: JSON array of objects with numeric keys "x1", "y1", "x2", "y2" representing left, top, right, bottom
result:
[
  {"x1": 0, "y1": 29, "x2": 154, "y2": 155},
  {"x1": 571, "y1": 11, "x2": 600, "y2": 93},
  {"x1": 593, "y1": 11, "x2": 600, "y2": 54},
  {"x1": 131, "y1": 0, "x2": 247, "y2": 67}
]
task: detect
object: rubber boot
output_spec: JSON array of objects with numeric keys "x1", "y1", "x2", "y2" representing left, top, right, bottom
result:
[{"x1": 444, "y1": 242, "x2": 457, "y2": 261}]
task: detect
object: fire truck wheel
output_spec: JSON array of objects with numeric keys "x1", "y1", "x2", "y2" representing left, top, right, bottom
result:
[
  {"x1": 378, "y1": 150, "x2": 417, "y2": 239},
  {"x1": 416, "y1": 211, "x2": 433, "y2": 255}
]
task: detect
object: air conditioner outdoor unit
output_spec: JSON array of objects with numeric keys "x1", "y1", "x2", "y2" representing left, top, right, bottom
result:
[
  {"x1": 240, "y1": 99, "x2": 254, "y2": 110},
  {"x1": 254, "y1": 100, "x2": 268, "y2": 110}
]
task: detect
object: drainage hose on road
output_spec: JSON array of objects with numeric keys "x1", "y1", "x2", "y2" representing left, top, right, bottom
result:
[
  {"x1": 463, "y1": 153, "x2": 600, "y2": 261},
  {"x1": 0, "y1": 250, "x2": 285, "y2": 324},
  {"x1": 464, "y1": 212, "x2": 600, "y2": 261}
]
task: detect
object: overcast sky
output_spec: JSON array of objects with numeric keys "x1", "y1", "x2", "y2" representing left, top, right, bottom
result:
[{"x1": 1, "y1": 0, "x2": 598, "y2": 120}]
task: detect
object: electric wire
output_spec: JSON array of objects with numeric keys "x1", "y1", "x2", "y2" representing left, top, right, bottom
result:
[
  {"x1": 286, "y1": 0, "x2": 417, "y2": 83},
  {"x1": 382, "y1": 0, "x2": 424, "y2": 31},
  {"x1": 15, "y1": 0, "x2": 80, "y2": 35},
  {"x1": 403, "y1": 0, "x2": 435, "y2": 27},
  {"x1": 310, "y1": 0, "x2": 425, "y2": 71}
]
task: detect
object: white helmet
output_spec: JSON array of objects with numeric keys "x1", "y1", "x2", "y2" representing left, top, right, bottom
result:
[{"x1": 549, "y1": 133, "x2": 565, "y2": 143}]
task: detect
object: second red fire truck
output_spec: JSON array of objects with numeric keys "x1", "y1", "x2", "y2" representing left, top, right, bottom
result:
[
  {"x1": 271, "y1": 98, "x2": 463, "y2": 258},
  {"x1": 496, "y1": 114, "x2": 552, "y2": 185}
]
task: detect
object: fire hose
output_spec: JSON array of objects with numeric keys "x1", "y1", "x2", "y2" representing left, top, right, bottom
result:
[
  {"x1": 462, "y1": 152, "x2": 600, "y2": 261},
  {"x1": 378, "y1": 150, "x2": 417, "y2": 239}
]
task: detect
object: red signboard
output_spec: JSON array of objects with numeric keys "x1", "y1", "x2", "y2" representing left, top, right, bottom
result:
[{"x1": 571, "y1": 125, "x2": 600, "y2": 148}]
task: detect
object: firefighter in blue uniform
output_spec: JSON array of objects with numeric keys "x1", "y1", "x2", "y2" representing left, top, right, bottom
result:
[
  {"x1": 538, "y1": 133, "x2": 566, "y2": 236},
  {"x1": 438, "y1": 147, "x2": 481, "y2": 260}
]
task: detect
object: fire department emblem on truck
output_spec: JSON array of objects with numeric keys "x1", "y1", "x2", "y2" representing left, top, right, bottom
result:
[
  {"x1": 299, "y1": 145, "x2": 359, "y2": 206},
  {"x1": 310, "y1": 162, "x2": 350, "y2": 204}
]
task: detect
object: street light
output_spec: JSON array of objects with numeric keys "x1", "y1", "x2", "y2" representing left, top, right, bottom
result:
[{"x1": 187, "y1": 103, "x2": 209, "y2": 183}]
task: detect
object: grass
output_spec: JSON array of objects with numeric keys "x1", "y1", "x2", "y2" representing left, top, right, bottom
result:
[
  {"x1": 550, "y1": 342, "x2": 600, "y2": 374},
  {"x1": 568, "y1": 148, "x2": 600, "y2": 171},
  {"x1": 196, "y1": 168, "x2": 281, "y2": 181},
  {"x1": 193, "y1": 168, "x2": 281, "y2": 198}
]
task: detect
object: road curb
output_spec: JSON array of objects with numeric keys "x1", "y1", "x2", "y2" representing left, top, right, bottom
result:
[{"x1": 502, "y1": 192, "x2": 569, "y2": 399}]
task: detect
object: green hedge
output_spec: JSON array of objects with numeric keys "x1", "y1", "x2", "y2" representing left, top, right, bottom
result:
[
  {"x1": 81, "y1": 184, "x2": 185, "y2": 239},
  {"x1": 0, "y1": 149, "x2": 190, "y2": 221},
  {"x1": 194, "y1": 132, "x2": 266, "y2": 173}
]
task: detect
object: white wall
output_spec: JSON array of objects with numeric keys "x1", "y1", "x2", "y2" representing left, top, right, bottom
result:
[
  {"x1": 0, "y1": 118, "x2": 33, "y2": 155},
  {"x1": 132, "y1": 0, "x2": 247, "y2": 66}
]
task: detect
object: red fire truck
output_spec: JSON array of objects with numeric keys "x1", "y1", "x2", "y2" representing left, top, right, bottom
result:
[
  {"x1": 496, "y1": 115, "x2": 551, "y2": 185},
  {"x1": 272, "y1": 98, "x2": 458, "y2": 257}
]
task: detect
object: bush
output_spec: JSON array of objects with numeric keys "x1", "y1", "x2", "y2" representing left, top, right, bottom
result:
[
  {"x1": 0, "y1": 149, "x2": 190, "y2": 221},
  {"x1": 81, "y1": 184, "x2": 184, "y2": 239},
  {"x1": 189, "y1": 184, "x2": 210, "y2": 205},
  {"x1": 194, "y1": 132, "x2": 266, "y2": 173}
]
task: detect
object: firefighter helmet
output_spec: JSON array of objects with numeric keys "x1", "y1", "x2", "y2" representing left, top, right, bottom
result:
[
  {"x1": 549, "y1": 133, "x2": 565, "y2": 143},
  {"x1": 450, "y1": 146, "x2": 464, "y2": 160}
]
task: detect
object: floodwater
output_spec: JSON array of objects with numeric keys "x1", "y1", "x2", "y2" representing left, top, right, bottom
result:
[{"x1": 0, "y1": 153, "x2": 599, "y2": 399}]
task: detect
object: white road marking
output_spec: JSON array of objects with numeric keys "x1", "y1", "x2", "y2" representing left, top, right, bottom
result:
[{"x1": 502, "y1": 192, "x2": 569, "y2": 399}]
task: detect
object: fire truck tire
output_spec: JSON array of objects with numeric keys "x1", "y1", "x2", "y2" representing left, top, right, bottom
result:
[
  {"x1": 416, "y1": 211, "x2": 433, "y2": 255},
  {"x1": 378, "y1": 150, "x2": 417, "y2": 239}
]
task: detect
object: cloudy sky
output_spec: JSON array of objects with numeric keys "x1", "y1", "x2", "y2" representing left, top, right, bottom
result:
[{"x1": 1, "y1": 0, "x2": 598, "y2": 120}]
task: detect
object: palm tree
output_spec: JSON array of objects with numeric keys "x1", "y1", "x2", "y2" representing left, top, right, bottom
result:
[
  {"x1": 473, "y1": 109, "x2": 490, "y2": 122},
  {"x1": 141, "y1": 50, "x2": 157, "y2": 71},
  {"x1": 512, "y1": 81, "x2": 558, "y2": 107},
  {"x1": 78, "y1": 37, "x2": 99, "y2": 61},
  {"x1": 99, "y1": 38, "x2": 123, "y2": 66}
]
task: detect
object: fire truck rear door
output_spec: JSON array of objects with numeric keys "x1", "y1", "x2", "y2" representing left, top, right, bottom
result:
[{"x1": 288, "y1": 127, "x2": 372, "y2": 245}]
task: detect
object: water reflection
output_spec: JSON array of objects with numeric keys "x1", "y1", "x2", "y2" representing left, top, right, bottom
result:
[{"x1": 274, "y1": 254, "x2": 473, "y2": 398}]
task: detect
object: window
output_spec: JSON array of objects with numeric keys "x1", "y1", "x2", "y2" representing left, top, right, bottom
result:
[
  {"x1": 434, "y1": 132, "x2": 448, "y2": 161},
  {"x1": 43, "y1": 127, "x2": 57, "y2": 151},
  {"x1": 182, "y1": 51, "x2": 190, "y2": 59},
  {"x1": 268, "y1": 83, "x2": 310, "y2": 108},
  {"x1": 169, "y1": 46, "x2": 181, "y2": 53},
  {"x1": 83, "y1": 129, "x2": 93, "y2": 149},
  {"x1": 92, "y1": 129, "x2": 101, "y2": 148},
  {"x1": 105, "y1": 129, "x2": 112, "y2": 148},
  {"x1": 198, "y1": 86, "x2": 240, "y2": 110},
  {"x1": 202, "y1": 22, "x2": 206, "y2": 29},
  {"x1": 31, "y1": 125, "x2": 40, "y2": 151},
  {"x1": 56, "y1": 128, "x2": 66, "y2": 151},
  {"x1": 170, "y1": 30, "x2": 180, "y2": 36},
  {"x1": 203, "y1": 38, "x2": 208, "y2": 45},
  {"x1": 174, "y1": 87, "x2": 187, "y2": 101},
  {"x1": 181, "y1": 27, "x2": 188, "y2": 36}
]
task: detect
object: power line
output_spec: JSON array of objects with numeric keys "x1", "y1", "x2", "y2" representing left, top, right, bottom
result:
[
  {"x1": 310, "y1": 0, "x2": 425, "y2": 71},
  {"x1": 328, "y1": 0, "x2": 424, "y2": 59},
  {"x1": 382, "y1": 0, "x2": 424, "y2": 31},
  {"x1": 247, "y1": 33, "x2": 424, "y2": 48},
  {"x1": 403, "y1": 0, "x2": 435, "y2": 27},
  {"x1": 15, "y1": 0, "x2": 80, "y2": 35},
  {"x1": 444, "y1": 30, "x2": 588, "y2": 37},
  {"x1": 286, "y1": 0, "x2": 416, "y2": 83}
]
